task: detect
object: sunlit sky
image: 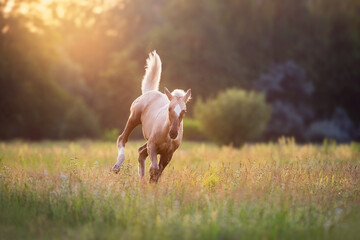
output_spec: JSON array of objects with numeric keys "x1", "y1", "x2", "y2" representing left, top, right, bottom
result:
[
  {"x1": 3, "y1": 0, "x2": 121, "y2": 21},
  {"x1": 2, "y1": 0, "x2": 123, "y2": 33}
]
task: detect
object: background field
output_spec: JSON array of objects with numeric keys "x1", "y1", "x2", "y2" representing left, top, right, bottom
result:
[{"x1": 1, "y1": 140, "x2": 359, "y2": 239}]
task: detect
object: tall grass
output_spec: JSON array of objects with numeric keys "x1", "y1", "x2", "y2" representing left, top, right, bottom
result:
[{"x1": 0, "y1": 139, "x2": 359, "y2": 239}]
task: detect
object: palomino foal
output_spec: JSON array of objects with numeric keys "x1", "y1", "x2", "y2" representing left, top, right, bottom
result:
[{"x1": 111, "y1": 51, "x2": 191, "y2": 182}]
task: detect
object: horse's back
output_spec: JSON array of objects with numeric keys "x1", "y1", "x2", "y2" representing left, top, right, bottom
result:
[
  {"x1": 131, "y1": 91, "x2": 169, "y2": 139},
  {"x1": 132, "y1": 91, "x2": 168, "y2": 112}
]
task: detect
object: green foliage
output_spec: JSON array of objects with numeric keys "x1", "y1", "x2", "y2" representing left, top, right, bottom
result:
[
  {"x1": 1, "y1": 0, "x2": 360, "y2": 140},
  {"x1": 0, "y1": 9, "x2": 100, "y2": 140},
  {"x1": 183, "y1": 118, "x2": 207, "y2": 141},
  {"x1": 102, "y1": 128, "x2": 120, "y2": 142},
  {"x1": 195, "y1": 89, "x2": 271, "y2": 146},
  {"x1": 94, "y1": 51, "x2": 141, "y2": 129},
  {"x1": 59, "y1": 98, "x2": 100, "y2": 139}
]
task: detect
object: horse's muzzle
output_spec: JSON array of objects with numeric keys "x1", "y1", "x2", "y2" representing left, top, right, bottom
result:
[{"x1": 169, "y1": 131, "x2": 178, "y2": 139}]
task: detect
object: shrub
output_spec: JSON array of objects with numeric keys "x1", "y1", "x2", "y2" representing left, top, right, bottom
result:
[
  {"x1": 253, "y1": 61, "x2": 314, "y2": 140},
  {"x1": 305, "y1": 107, "x2": 355, "y2": 143},
  {"x1": 194, "y1": 89, "x2": 271, "y2": 147},
  {"x1": 183, "y1": 118, "x2": 207, "y2": 141},
  {"x1": 306, "y1": 121, "x2": 348, "y2": 143},
  {"x1": 253, "y1": 61, "x2": 314, "y2": 102},
  {"x1": 59, "y1": 98, "x2": 100, "y2": 139},
  {"x1": 102, "y1": 128, "x2": 120, "y2": 142},
  {"x1": 265, "y1": 101, "x2": 306, "y2": 138}
]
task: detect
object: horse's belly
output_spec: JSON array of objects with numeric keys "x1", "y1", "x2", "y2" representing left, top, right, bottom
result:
[{"x1": 141, "y1": 125, "x2": 150, "y2": 140}]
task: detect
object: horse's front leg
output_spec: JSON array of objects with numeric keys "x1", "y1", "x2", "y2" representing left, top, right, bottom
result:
[
  {"x1": 148, "y1": 143, "x2": 160, "y2": 183},
  {"x1": 112, "y1": 112, "x2": 140, "y2": 173},
  {"x1": 152, "y1": 153, "x2": 173, "y2": 182},
  {"x1": 159, "y1": 153, "x2": 173, "y2": 173}
]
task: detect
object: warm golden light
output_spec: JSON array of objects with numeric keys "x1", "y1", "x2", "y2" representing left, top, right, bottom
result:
[{"x1": 2, "y1": 0, "x2": 121, "y2": 27}]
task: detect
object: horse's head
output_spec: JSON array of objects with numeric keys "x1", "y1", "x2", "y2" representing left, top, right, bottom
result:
[{"x1": 164, "y1": 87, "x2": 191, "y2": 139}]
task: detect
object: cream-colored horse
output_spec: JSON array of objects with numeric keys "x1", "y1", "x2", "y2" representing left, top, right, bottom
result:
[{"x1": 111, "y1": 51, "x2": 191, "y2": 182}]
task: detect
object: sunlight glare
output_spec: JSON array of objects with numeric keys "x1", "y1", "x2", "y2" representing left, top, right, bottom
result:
[{"x1": 4, "y1": 0, "x2": 14, "y2": 12}]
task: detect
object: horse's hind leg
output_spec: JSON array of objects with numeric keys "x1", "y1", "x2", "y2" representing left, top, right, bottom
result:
[
  {"x1": 138, "y1": 143, "x2": 148, "y2": 179},
  {"x1": 112, "y1": 111, "x2": 140, "y2": 173}
]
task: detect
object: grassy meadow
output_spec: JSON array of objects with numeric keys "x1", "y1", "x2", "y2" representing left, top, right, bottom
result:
[{"x1": 0, "y1": 139, "x2": 359, "y2": 240}]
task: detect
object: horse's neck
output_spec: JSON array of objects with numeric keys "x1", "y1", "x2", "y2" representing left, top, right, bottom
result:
[{"x1": 142, "y1": 104, "x2": 170, "y2": 140}]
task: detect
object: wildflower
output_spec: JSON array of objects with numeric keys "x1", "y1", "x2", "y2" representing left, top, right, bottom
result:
[
  {"x1": 335, "y1": 208, "x2": 343, "y2": 216},
  {"x1": 323, "y1": 220, "x2": 332, "y2": 229}
]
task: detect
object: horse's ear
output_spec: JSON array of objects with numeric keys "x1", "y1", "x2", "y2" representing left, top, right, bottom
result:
[
  {"x1": 164, "y1": 87, "x2": 173, "y2": 101},
  {"x1": 184, "y1": 89, "x2": 192, "y2": 103}
]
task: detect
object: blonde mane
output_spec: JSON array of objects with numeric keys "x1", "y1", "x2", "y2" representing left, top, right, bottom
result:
[
  {"x1": 172, "y1": 89, "x2": 191, "y2": 101},
  {"x1": 171, "y1": 89, "x2": 186, "y2": 97}
]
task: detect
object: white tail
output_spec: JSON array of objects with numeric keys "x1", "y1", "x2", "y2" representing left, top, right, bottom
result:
[{"x1": 141, "y1": 50, "x2": 162, "y2": 94}]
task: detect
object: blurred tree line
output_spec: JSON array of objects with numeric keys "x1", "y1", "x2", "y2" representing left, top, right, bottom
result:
[{"x1": 0, "y1": 0, "x2": 359, "y2": 141}]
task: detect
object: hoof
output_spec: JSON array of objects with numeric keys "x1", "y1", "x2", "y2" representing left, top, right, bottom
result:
[
  {"x1": 138, "y1": 175, "x2": 146, "y2": 183},
  {"x1": 149, "y1": 168, "x2": 161, "y2": 183},
  {"x1": 111, "y1": 164, "x2": 121, "y2": 174}
]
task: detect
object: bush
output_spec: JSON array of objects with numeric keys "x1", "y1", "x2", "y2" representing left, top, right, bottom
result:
[
  {"x1": 183, "y1": 118, "x2": 207, "y2": 141},
  {"x1": 265, "y1": 101, "x2": 306, "y2": 138},
  {"x1": 253, "y1": 61, "x2": 314, "y2": 140},
  {"x1": 253, "y1": 61, "x2": 314, "y2": 102},
  {"x1": 102, "y1": 128, "x2": 120, "y2": 142},
  {"x1": 59, "y1": 98, "x2": 100, "y2": 139},
  {"x1": 306, "y1": 121, "x2": 348, "y2": 143},
  {"x1": 194, "y1": 89, "x2": 271, "y2": 147},
  {"x1": 305, "y1": 107, "x2": 355, "y2": 143}
]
